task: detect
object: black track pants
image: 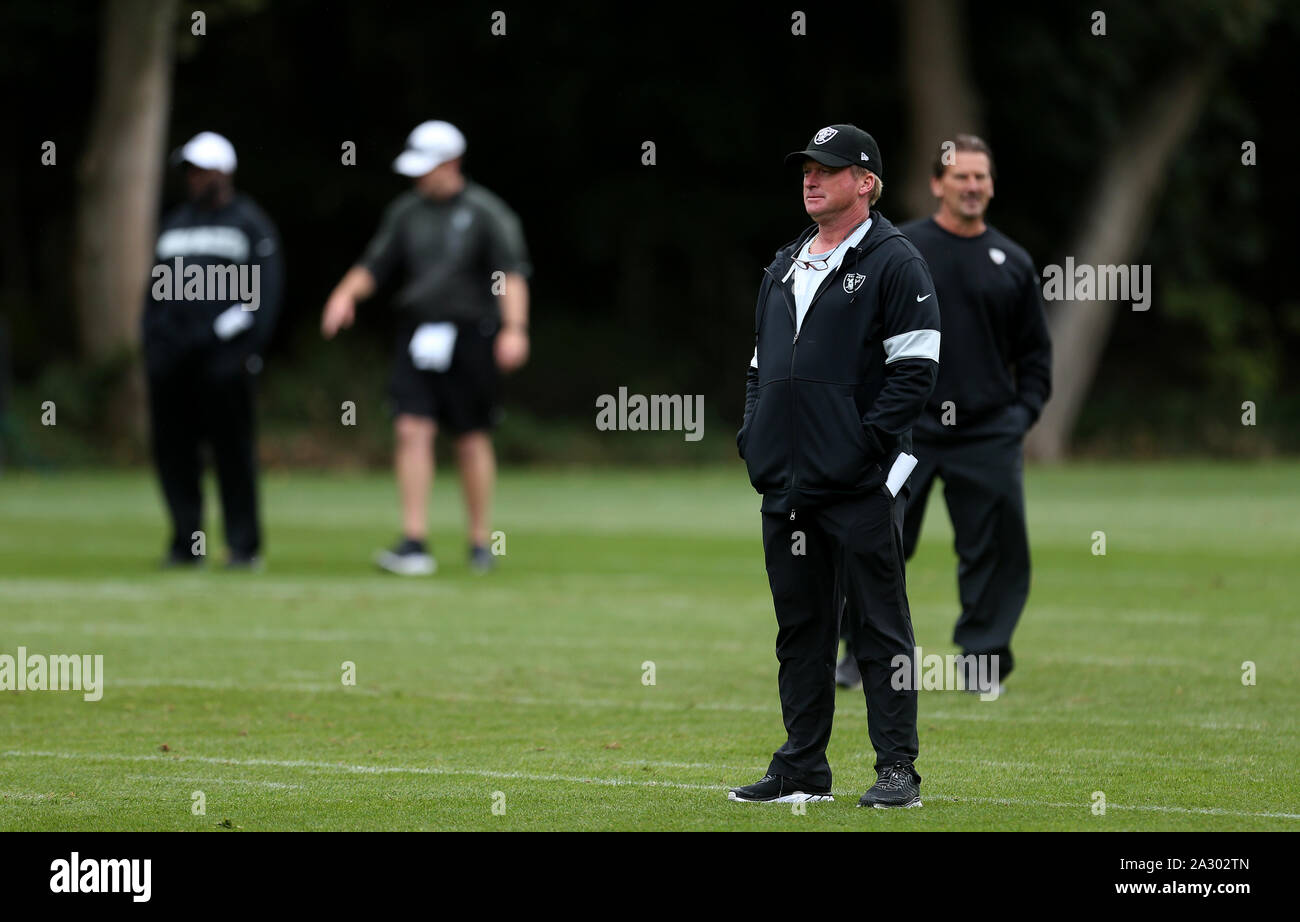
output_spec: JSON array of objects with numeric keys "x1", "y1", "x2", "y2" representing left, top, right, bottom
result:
[
  {"x1": 762, "y1": 487, "x2": 918, "y2": 790},
  {"x1": 148, "y1": 366, "x2": 261, "y2": 559},
  {"x1": 902, "y1": 431, "x2": 1029, "y2": 665}
]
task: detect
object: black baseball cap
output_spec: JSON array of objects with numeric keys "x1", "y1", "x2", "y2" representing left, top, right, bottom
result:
[{"x1": 785, "y1": 124, "x2": 883, "y2": 179}]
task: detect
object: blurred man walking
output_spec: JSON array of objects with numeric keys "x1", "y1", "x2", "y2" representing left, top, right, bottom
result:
[
  {"x1": 143, "y1": 131, "x2": 283, "y2": 568},
  {"x1": 837, "y1": 135, "x2": 1050, "y2": 695},
  {"x1": 321, "y1": 121, "x2": 531, "y2": 575}
]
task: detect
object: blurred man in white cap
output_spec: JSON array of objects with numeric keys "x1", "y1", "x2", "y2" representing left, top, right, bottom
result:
[
  {"x1": 321, "y1": 121, "x2": 531, "y2": 575},
  {"x1": 142, "y1": 131, "x2": 283, "y2": 568}
]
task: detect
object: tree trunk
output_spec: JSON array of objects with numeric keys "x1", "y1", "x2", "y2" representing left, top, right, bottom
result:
[
  {"x1": 1025, "y1": 61, "x2": 1217, "y2": 461},
  {"x1": 73, "y1": 0, "x2": 177, "y2": 444},
  {"x1": 900, "y1": 0, "x2": 983, "y2": 221}
]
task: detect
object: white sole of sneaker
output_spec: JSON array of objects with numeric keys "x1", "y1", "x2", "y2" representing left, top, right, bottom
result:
[
  {"x1": 727, "y1": 792, "x2": 834, "y2": 803},
  {"x1": 373, "y1": 551, "x2": 436, "y2": 576}
]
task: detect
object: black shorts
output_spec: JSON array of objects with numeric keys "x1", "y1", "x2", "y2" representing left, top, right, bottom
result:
[{"x1": 389, "y1": 318, "x2": 502, "y2": 433}]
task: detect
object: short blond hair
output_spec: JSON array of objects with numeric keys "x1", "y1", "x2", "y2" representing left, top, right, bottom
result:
[{"x1": 851, "y1": 165, "x2": 884, "y2": 206}]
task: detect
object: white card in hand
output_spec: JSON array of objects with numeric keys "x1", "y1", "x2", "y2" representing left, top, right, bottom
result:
[
  {"x1": 885, "y1": 452, "x2": 918, "y2": 498},
  {"x1": 213, "y1": 303, "x2": 255, "y2": 341},
  {"x1": 409, "y1": 322, "x2": 458, "y2": 371}
]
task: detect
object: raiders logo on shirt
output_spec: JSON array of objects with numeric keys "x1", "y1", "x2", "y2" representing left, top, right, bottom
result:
[{"x1": 843, "y1": 272, "x2": 866, "y2": 293}]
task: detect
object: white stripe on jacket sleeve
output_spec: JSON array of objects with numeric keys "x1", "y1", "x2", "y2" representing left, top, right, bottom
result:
[{"x1": 882, "y1": 329, "x2": 940, "y2": 364}]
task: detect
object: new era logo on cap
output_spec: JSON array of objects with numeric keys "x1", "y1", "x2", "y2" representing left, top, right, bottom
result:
[{"x1": 785, "y1": 123, "x2": 883, "y2": 179}]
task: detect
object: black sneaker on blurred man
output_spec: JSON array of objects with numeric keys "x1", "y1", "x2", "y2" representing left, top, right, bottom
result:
[{"x1": 468, "y1": 544, "x2": 494, "y2": 574}]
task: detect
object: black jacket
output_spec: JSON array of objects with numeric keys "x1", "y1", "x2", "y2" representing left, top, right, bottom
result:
[
  {"x1": 900, "y1": 217, "x2": 1051, "y2": 440},
  {"x1": 737, "y1": 212, "x2": 940, "y2": 514},
  {"x1": 142, "y1": 192, "x2": 284, "y2": 378}
]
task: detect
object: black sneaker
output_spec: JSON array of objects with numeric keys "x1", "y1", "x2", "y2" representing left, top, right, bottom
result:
[
  {"x1": 857, "y1": 762, "x2": 922, "y2": 809},
  {"x1": 468, "y1": 545, "x2": 495, "y2": 574},
  {"x1": 958, "y1": 648, "x2": 1009, "y2": 699},
  {"x1": 374, "y1": 538, "x2": 436, "y2": 576},
  {"x1": 727, "y1": 773, "x2": 833, "y2": 803},
  {"x1": 226, "y1": 552, "x2": 263, "y2": 571},
  {"x1": 161, "y1": 549, "x2": 204, "y2": 569},
  {"x1": 835, "y1": 650, "x2": 862, "y2": 689}
]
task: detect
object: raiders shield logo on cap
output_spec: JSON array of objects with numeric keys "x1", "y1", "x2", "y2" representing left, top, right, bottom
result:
[
  {"x1": 843, "y1": 273, "x2": 865, "y2": 293},
  {"x1": 814, "y1": 127, "x2": 839, "y2": 144}
]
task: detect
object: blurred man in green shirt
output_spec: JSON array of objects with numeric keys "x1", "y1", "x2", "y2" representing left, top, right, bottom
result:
[{"x1": 321, "y1": 121, "x2": 531, "y2": 575}]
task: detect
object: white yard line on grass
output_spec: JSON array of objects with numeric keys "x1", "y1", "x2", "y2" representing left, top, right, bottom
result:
[
  {"x1": 111, "y1": 677, "x2": 384, "y2": 695},
  {"x1": 3, "y1": 750, "x2": 1298, "y2": 821},
  {"x1": 7, "y1": 621, "x2": 449, "y2": 646},
  {"x1": 1, "y1": 750, "x2": 715, "y2": 792},
  {"x1": 8, "y1": 619, "x2": 1285, "y2": 680},
  {"x1": 37, "y1": 677, "x2": 1284, "y2": 733},
  {"x1": 0, "y1": 579, "x2": 462, "y2": 602},
  {"x1": 123, "y1": 773, "x2": 301, "y2": 790},
  {"x1": 4, "y1": 621, "x2": 742, "y2": 653},
  {"x1": 1068, "y1": 610, "x2": 1290, "y2": 627},
  {"x1": 933, "y1": 795, "x2": 1300, "y2": 820}
]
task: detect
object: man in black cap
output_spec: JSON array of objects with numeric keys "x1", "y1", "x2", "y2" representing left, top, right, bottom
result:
[
  {"x1": 729, "y1": 124, "x2": 940, "y2": 808},
  {"x1": 142, "y1": 131, "x2": 283, "y2": 568}
]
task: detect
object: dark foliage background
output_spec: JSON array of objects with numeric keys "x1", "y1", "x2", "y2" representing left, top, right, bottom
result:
[{"x1": 2, "y1": 0, "x2": 1296, "y2": 464}]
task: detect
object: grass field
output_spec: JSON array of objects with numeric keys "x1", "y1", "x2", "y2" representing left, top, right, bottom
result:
[{"x1": 1, "y1": 463, "x2": 1298, "y2": 831}]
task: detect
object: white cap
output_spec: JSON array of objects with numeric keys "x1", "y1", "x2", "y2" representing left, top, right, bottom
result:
[
  {"x1": 393, "y1": 120, "x2": 466, "y2": 177},
  {"x1": 174, "y1": 131, "x2": 237, "y2": 173}
]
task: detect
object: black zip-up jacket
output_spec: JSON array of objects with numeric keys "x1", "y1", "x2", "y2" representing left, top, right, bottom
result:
[
  {"x1": 141, "y1": 192, "x2": 284, "y2": 378},
  {"x1": 737, "y1": 212, "x2": 941, "y2": 514}
]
